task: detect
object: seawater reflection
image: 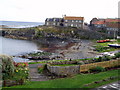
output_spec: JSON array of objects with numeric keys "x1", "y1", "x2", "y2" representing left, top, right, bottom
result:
[{"x1": 0, "y1": 36, "x2": 39, "y2": 62}]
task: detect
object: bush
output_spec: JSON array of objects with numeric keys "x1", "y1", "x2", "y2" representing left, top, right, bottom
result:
[
  {"x1": 89, "y1": 66, "x2": 105, "y2": 73},
  {"x1": 38, "y1": 64, "x2": 47, "y2": 73},
  {"x1": 38, "y1": 67, "x2": 44, "y2": 73},
  {"x1": 114, "y1": 52, "x2": 120, "y2": 58},
  {"x1": 102, "y1": 55, "x2": 111, "y2": 61},
  {"x1": 13, "y1": 67, "x2": 29, "y2": 82},
  {"x1": 96, "y1": 57, "x2": 102, "y2": 62},
  {"x1": 0, "y1": 55, "x2": 15, "y2": 80}
]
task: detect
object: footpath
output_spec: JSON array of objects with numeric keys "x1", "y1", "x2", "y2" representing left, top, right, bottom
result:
[{"x1": 29, "y1": 64, "x2": 50, "y2": 81}]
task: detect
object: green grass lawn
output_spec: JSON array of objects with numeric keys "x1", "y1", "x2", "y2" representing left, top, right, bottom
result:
[
  {"x1": 94, "y1": 39, "x2": 120, "y2": 52},
  {"x1": 4, "y1": 69, "x2": 120, "y2": 88}
]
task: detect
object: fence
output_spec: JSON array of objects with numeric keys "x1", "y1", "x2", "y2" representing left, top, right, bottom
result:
[{"x1": 80, "y1": 59, "x2": 120, "y2": 72}]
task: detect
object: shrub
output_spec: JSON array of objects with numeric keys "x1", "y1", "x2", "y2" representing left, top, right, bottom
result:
[
  {"x1": 114, "y1": 52, "x2": 120, "y2": 58},
  {"x1": 89, "y1": 66, "x2": 105, "y2": 73},
  {"x1": 38, "y1": 64, "x2": 47, "y2": 73},
  {"x1": 96, "y1": 57, "x2": 102, "y2": 62},
  {"x1": 102, "y1": 55, "x2": 111, "y2": 61},
  {"x1": 13, "y1": 67, "x2": 29, "y2": 82},
  {"x1": 0, "y1": 55, "x2": 15, "y2": 80}
]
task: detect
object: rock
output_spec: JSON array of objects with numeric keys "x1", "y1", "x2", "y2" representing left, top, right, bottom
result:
[
  {"x1": 77, "y1": 61, "x2": 85, "y2": 65},
  {"x1": 94, "y1": 81, "x2": 100, "y2": 84}
]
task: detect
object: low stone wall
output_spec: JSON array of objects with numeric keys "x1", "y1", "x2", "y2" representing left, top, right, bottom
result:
[
  {"x1": 80, "y1": 59, "x2": 120, "y2": 72},
  {"x1": 3, "y1": 80, "x2": 24, "y2": 87},
  {"x1": 47, "y1": 64, "x2": 80, "y2": 76}
]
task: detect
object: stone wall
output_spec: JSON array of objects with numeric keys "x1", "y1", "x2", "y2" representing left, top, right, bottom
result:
[{"x1": 47, "y1": 64, "x2": 80, "y2": 76}]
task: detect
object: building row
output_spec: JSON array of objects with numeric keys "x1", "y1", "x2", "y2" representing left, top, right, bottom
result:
[
  {"x1": 90, "y1": 18, "x2": 120, "y2": 36},
  {"x1": 45, "y1": 16, "x2": 119, "y2": 35},
  {"x1": 45, "y1": 15, "x2": 84, "y2": 29},
  {"x1": 90, "y1": 18, "x2": 120, "y2": 31}
]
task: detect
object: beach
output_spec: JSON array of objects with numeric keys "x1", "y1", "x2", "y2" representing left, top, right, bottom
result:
[{"x1": 39, "y1": 39, "x2": 97, "y2": 60}]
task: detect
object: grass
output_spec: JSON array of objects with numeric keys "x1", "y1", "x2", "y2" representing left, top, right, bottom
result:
[
  {"x1": 117, "y1": 39, "x2": 120, "y2": 43},
  {"x1": 4, "y1": 69, "x2": 120, "y2": 88},
  {"x1": 51, "y1": 64, "x2": 78, "y2": 66},
  {"x1": 28, "y1": 59, "x2": 69, "y2": 64},
  {"x1": 93, "y1": 39, "x2": 120, "y2": 52},
  {"x1": 28, "y1": 58, "x2": 95, "y2": 64}
]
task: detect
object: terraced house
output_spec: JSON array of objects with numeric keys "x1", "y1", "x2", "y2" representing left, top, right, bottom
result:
[
  {"x1": 45, "y1": 18, "x2": 64, "y2": 26},
  {"x1": 45, "y1": 16, "x2": 84, "y2": 29},
  {"x1": 90, "y1": 18, "x2": 120, "y2": 36}
]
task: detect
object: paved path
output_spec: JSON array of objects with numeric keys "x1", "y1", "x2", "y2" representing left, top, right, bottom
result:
[
  {"x1": 29, "y1": 64, "x2": 50, "y2": 81},
  {"x1": 96, "y1": 81, "x2": 120, "y2": 90}
]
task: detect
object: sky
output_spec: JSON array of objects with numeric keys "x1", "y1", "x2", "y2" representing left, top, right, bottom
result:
[{"x1": 0, "y1": 0, "x2": 119, "y2": 23}]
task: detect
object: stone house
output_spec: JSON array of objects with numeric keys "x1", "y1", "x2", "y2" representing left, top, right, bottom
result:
[
  {"x1": 63, "y1": 16, "x2": 84, "y2": 28},
  {"x1": 45, "y1": 16, "x2": 84, "y2": 29},
  {"x1": 105, "y1": 19, "x2": 120, "y2": 37},
  {"x1": 45, "y1": 18, "x2": 64, "y2": 26}
]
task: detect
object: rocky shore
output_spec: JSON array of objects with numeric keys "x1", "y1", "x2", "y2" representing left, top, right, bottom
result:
[{"x1": 17, "y1": 39, "x2": 97, "y2": 62}]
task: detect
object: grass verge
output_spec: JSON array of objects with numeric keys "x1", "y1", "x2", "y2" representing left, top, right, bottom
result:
[{"x1": 3, "y1": 69, "x2": 120, "y2": 88}]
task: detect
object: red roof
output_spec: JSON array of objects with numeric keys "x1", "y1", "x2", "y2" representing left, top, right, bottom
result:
[
  {"x1": 92, "y1": 18, "x2": 120, "y2": 25},
  {"x1": 64, "y1": 16, "x2": 84, "y2": 20},
  {"x1": 92, "y1": 21, "x2": 105, "y2": 25},
  {"x1": 105, "y1": 19, "x2": 120, "y2": 22}
]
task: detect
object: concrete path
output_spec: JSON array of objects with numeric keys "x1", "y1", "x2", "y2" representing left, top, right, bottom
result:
[
  {"x1": 95, "y1": 81, "x2": 120, "y2": 90},
  {"x1": 29, "y1": 64, "x2": 50, "y2": 81}
]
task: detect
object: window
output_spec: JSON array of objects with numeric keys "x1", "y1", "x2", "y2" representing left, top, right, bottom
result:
[
  {"x1": 115, "y1": 28, "x2": 118, "y2": 31},
  {"x1": 79, "y1": 20, "x2": 81, "y2": 23},
  {"x1": 107, "y1": 28, "x2": 109, "y2": 30},
  {"x1": 54, "y1": 19, "x2": 56, "y2": 21},
  {"x1": 65, "y1": 20, "x2": 68, "y2": 22},
  {"x1": 65, "y1": 24, "x2": 67, "y2": 26},
  {"x1": 53, "y1": 23, "x2": 56, "y2": 25},
  {"x1": 46, "y1": 22, "x2": 49, "y2": 25},
  {"x1": 71, "y1": 24, "x2": 73, "y2": 27}
]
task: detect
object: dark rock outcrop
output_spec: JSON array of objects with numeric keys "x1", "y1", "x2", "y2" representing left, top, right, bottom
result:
[{"x1": 1, "y1": 26, "x2": 111, "y2": 41}]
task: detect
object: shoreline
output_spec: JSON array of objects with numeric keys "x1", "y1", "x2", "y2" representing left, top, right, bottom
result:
[
  {"x1": 21, "y1": 39, "x2": 98, "y2": 62},
  {"x1": 1, "y1": 35, "x2": 98, "y2": 62}
]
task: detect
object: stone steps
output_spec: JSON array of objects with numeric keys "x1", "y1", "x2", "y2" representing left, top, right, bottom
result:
[{"x1": 29, "y1": 64, "x2": 50, "y2": 81}]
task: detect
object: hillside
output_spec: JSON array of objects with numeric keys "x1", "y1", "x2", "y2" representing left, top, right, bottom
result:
[{"x1": 0, "y1": 26, "x2": 111, "y2": 41}]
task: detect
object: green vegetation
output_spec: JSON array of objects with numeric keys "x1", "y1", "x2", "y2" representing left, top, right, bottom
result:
[
  {"x1": 117, "y1": 39, "x2": 120, "y2": 43},
  {"x1": 38, "y1": 64, "x2": 46, "y2": 73},
  {"x1": 0, "y1": 55, "x2": 15, "y2": 80},
  {"x1": 89, "y1": 66, "x2": 105, "y2": 73},
  {"x1": 29, "y1": 51, "x2": 120, "y2": 65},
  {"x1": 51, "y1": 64, "x2": 78, "y2": 66},
  {"x1": 96, "y1": 55, "x2": 111, "y2": 62},
  {"x1": 94, "y1": 39, "x2": 120, "y2": 52},
  {"x1": 5, "y1": 69, "x2": 120, "y2": 88},
  {"x1": 94, "y1": 45, "x2": 115, "y2": 52},
  {"x1": 38, "y1": 67, "x2": 44, "y2": 73},
  {"x1": 29, "y1": 59, "x2": 69, "y2": 64},
  {"x1": 114, "y1": 52, "x2": 120, "y2": 58},
  {"x1": 28, "y1": 52, "x2": 51, "y2": 57},
  {"x1": 12, "y1": 63, "x2": 29, "y2": 82}
]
